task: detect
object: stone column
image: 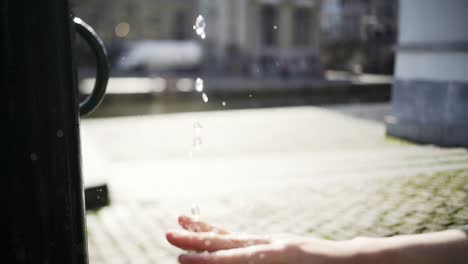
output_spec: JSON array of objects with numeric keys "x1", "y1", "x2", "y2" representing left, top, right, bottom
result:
[
  {"x1": 278, "y1": 2, "x2": 293, "y2": 51},
  {"x1": 386, "y1": 0, "x2": 468, "y2": 147}
]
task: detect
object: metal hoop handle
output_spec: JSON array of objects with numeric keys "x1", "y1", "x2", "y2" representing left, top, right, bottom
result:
[{"x1": 74, "y1": 17, "x2": 109, "y2": 116}]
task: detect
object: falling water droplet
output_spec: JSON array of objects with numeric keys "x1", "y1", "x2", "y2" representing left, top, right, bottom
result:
[
  {"x1": 193, "y1": 137, "x2": 202, "y2": 150},
  {"x1": 191, "y1": 204, "x2": 200, "y2": 220},
  {"x1": 193, "y1": 121, "x2": 203, "y2": 131},
  {"x1": 273, "y1": 25, "x2": 277, "y2": 30},
  {"x1": 249, "y1": 94, "x2": 252, "y2": 98},
  {"x1": 192, "y1": 122, "x2": 203, "y2": 151},
  {"x1": 202, "y1": 93, "x2": 209, "y2": 103},
  {"x1": 195, "y1": 78, "x2": 204, "y2": 92},
  {"x1": 222, "y1": 101, "x2": 226, "y2": 106},
  {"x1": 193, "y1": 15, "x2": 206, "y2": 39}
]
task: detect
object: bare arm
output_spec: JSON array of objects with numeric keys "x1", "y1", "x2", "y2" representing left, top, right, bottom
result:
[
  {"x1": 166, "y1": 216, "x2": 468, "y2": 264},
  {"x1": 356, "y1": 229, "x2": 468, "y2": 264}
]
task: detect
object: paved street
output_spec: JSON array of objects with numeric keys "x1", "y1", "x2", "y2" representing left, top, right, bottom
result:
[{"x1": 81, "y1": 104, "x2": 468, "y2": 264}]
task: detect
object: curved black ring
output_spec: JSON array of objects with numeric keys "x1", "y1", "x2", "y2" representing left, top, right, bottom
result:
[{"x1": 74, "y1": 17, "x2": 109, "y2": 116}]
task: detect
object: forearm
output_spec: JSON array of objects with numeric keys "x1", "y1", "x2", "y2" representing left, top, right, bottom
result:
[{"x1": 357, "y1": 229, "x2": 468, "y2": 264}]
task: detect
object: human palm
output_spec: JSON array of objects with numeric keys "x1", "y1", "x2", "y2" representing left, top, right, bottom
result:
[{"x1": 166, "y1": 215, "x2": 356, "y2": 264}]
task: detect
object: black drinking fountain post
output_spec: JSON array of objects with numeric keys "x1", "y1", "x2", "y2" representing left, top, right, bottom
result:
[
  {"x1": 74, "y1": 17, "x2": 112, "y2": 211},
  {"x1": 5, "y1": 0, "x2": 109, "y2": 262}
]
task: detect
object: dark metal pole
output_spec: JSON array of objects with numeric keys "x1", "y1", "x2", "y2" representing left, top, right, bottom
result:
[{"x1": 4, "y1": 0, "x2": 88, "y2": 263}]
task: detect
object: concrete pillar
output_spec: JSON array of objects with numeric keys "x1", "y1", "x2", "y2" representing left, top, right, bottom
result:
[
  {"x1": 278, "y1": 3, "x2": 293, "y2": 50},
  {"x1": 245, "y1": 1, "x2": 260, "y2": 51},
  {"x1": 386, "y1": 0, "x2": 468, "y2": 147},
  {"x1": 236, "y1": 0, "x2": 248, "y2": 50}
]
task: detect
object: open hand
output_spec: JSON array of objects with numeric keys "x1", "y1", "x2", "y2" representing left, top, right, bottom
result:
[{"x1": 166, "y1": 215, "x2": 357, "y2": 264}]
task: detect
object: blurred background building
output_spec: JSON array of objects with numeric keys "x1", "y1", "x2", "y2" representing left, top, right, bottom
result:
[
  {"x1": 320, "y1": 0, "x2": 398, "y2": 74},
  {"x1": 198, "y1": 0, "x2": 322, "y2": 78},
  {"x1": 74, "y1": 0, "x2": 197, "y2": 41},
  {"x1": 74, "y1": 0, "x2": 397, "y2": 78},
  {"x1": 74, "y1": 0, "x2": 199, "y2": 75}
]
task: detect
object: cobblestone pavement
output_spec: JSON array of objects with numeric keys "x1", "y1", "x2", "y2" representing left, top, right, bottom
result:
[{"x1": 81, "y1": 105, "x2": 468, "y2": 264}]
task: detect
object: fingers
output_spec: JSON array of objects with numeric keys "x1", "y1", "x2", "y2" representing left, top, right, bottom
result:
[
  {"x1": 178, "y1": 243, "x2": 300, "y2": 264},
  {"x1": 178, "y1": 215, "x2": 229, "y2": 234},
  {"x1": 166, "y1": 230, "x2": 271, "y2": 252}
]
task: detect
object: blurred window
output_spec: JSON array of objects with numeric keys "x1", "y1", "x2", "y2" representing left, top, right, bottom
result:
[
  {"x1": 173, "y1": 11, "x2": 189, "y2": 40},
  {"x1": 293, "y1": 8, "x2": 311, "y2": 47},
  {"x1": 260, "y1": 5, "x2": 278, "y2": 47}
]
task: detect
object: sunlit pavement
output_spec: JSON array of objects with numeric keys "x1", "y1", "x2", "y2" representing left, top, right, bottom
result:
[{"x1": 81, "y1": 104, "x2": 468, "y2": 264}]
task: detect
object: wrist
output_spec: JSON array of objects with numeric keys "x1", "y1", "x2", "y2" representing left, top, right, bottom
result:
[{"x1": 295, "y1": 238, "x2": 382, "y2": 264}]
